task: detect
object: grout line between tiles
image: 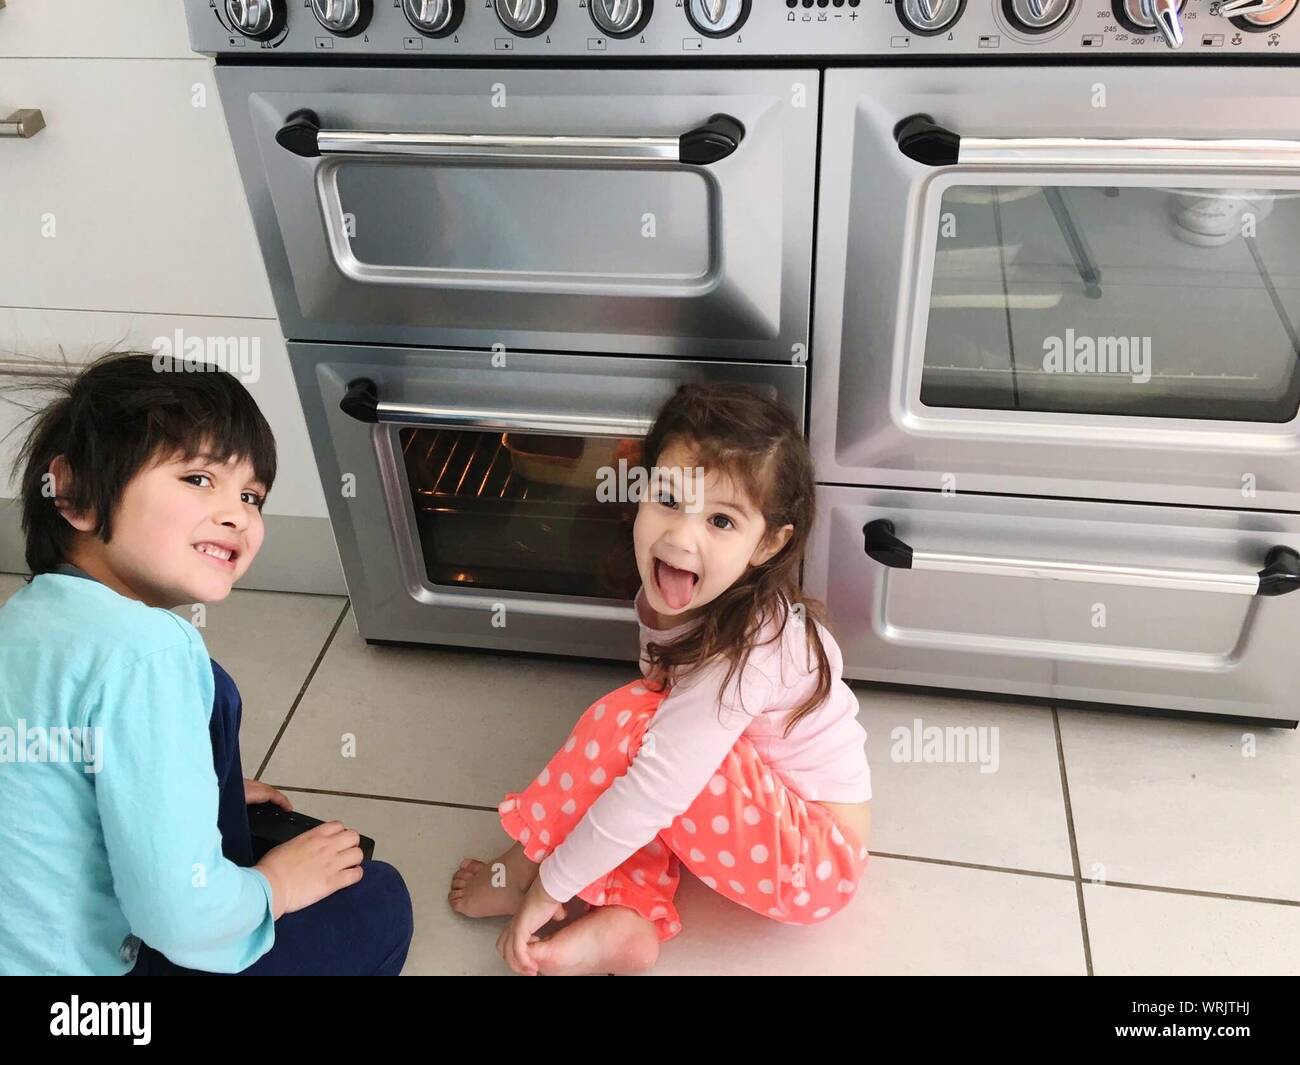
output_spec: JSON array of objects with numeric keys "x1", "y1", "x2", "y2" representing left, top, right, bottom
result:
[
  {"x1": 253, "y1": 600, "x2": 351, "y2": 780},
  {"x1": 273, "y1": 785, "x2": 505, "y2": 815},
  {"x1": 1079, "y1": 878, "x2": 1300, "y2": 908},
  {"x1": 1053, "y1": 704, "x2": 1095, "y2": 975},
  {"x1": 257, "y1": 784, "x2": 1300, "y2": 910}
]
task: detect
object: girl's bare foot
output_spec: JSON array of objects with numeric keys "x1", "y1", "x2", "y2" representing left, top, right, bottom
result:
[
  {"x1": 530, "y1": 905, "x2": 661, "y2": 976},
  {"x1": 449, "y1": 842, "x2": 543, "y2": 918}
]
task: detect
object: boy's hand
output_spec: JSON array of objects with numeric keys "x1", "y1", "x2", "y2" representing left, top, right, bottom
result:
[
  {"x1": 244, "y1": 777, "x2": 293, "y2": 810},
  {"x1": 255, "y1": 822, "x2": 364, "y2": 920},
  {"x1": 496, "y1": 879, "x2": 566, "y2": 976}
]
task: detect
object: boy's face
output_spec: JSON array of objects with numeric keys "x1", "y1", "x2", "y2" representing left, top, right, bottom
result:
[
  {"x1": 58, "y1": 448, "x2": 267, "y2": 609},
  {"x1": 633, "y1": 439, "x2": 791, "y2": 626}
]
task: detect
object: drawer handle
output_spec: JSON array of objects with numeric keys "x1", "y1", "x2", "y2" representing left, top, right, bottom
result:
[
  {"x1": 276, "y1": 108, "x2": 745, "y2": 166},
  {"x1": 1, "y1": 109, "x2": 45, "y2": 139},
  {"x1": 863, "y1": 518, "x2": 1300, "y2": 598},
  {"x1": 893, "y1": 112, "x2": 1300, "y2": 171},
  {"x1": 339, "y1": 377, "x2": 651, "y2": 438}
]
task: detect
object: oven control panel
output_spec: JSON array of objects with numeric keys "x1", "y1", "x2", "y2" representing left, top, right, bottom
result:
[{"x1": 187, "y1": 0, "x2": 1300, "y2": 55}]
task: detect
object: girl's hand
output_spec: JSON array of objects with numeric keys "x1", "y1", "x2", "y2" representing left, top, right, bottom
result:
[
  {"x1": 496, "y1": 879, "x2": 567, "y2": 976},
  {"x1": 244, "y1": 777, "x2": 293, "y2": 811}
]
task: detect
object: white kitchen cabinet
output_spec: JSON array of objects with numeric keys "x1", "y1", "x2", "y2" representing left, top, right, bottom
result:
[{"x1": 2, "y1": 58, "x2": 275, "y2": 319}]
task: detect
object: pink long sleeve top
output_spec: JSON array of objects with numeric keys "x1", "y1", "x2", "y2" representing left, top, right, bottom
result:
[{"x1": 536, "y1": 588, "x2": 872, "y2": 904}]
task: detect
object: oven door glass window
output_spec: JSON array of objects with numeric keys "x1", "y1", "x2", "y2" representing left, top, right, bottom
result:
[
  {"x1": 919, "y1": 185, "x2": 1300, "y2": 423},
  {"x1": 400, "y1": 428, "x2": 643, "y2": 599}
]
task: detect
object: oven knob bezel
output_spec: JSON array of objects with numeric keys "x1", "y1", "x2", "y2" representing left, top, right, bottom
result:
[
  {"x1": 896, "y1": 0, "x2": 968, "y2": 36},
  {"x1": 309, "y1": 0, "x2": 374, "y2": 38},
  {"x1": 590, "y1": 0, "x2": 653, "y2": 38},
  {"x1": 493, "y1": 0, "x2": 556, "y2": 36},
  {"x1": 1112, "y1": 0, "x2": 1188, "y2": 39},
  {"x1": 1002, "y1": 0, "x2": 1075, "y2": 33},
  {"x1": 684, "y1": 0, "x2": 751, "y2": 38},
  {"x1": 402, "y1": 0, "x2": 464, "y2": 38},
  {"x1": 225, "y1": 0, "x2": 286, "y2": 40}
]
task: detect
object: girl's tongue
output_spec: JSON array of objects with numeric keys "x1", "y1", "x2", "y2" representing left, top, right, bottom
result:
[{"x1": 654, "y1": 558, "x2": 698, "y2": 610}]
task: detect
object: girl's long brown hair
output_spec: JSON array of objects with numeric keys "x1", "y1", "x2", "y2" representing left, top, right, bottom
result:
[{"x1": 640, "y1": 383, "x2": 831, "y2": 738}]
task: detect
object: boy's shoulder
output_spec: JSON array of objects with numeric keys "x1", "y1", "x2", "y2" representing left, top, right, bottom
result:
[{"x1": 1, "y1": 572, "x2": 206, "y2": 664}]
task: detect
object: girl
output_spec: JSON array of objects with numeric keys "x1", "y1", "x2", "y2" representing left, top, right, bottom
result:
[{"x1": 448, "y1": 383, "x2": 872, "y2": 976}]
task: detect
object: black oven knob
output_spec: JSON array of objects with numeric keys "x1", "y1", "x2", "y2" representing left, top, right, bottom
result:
[
  {"x1": 896, "y1": 0, "x2": 966, "y2": 35},
  {"x1": 403, "y1": 0, "x2": 463, "y2": 36},
  {"x1": 226, "y1": 0, "x2": 284, "y2": 39},
  {"x1": 309, "y1": 0, "x2": 374, "y2": 37},
  {"x1": 493, "y1": 0, "x2": 556, "y2": 35},
  {"x1": 685, "y1": 0, "x2": 750, "y2": 37},
  {"x1": 1003, "y1": 0, "x2": 1074, "y2": 32},
  {"x1": 591, "y1": 0, "x2": 652, "y2": 38}
]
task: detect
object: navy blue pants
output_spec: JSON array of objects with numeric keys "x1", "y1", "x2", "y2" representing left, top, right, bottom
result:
[{"x1": 129, "y1": 660, "x2": 414, "y2": 976}]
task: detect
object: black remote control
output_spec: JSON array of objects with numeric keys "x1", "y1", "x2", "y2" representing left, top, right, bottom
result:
[{"x1": 247, "y1": 803, "x2": 376, "y2": 864}]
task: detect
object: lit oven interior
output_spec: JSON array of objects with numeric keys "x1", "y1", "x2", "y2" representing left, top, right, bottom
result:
[{"x1": 399, "y1": 428, "x2": 644, "y2": 600}]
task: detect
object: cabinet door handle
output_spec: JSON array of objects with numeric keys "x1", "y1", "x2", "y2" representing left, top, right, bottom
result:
[{"x1": 1, "y1": 109, "x2": 45, "y2": 139}]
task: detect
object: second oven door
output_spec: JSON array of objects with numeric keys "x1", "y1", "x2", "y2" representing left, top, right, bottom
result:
[
  {"x1": 812, "y1": 66, "x2": 1300, "y2": 511},
  {"x1": 290, "y1": 343, "x2": 805, "y2": 658},
  {"x1": 805, "y1": 485, "x2": 1300, "y2": 723},
  {"x1": 217, "y1": 65, "x2": 816, "y2": 361}
]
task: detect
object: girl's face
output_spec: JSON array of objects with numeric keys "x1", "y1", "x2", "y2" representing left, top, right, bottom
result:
[
  {"x1": 55, "y1": 448, "x2": 267, "y2": 608},
  {"x1": 634, "y1": 439, "x2": 792, "y2": 625}
]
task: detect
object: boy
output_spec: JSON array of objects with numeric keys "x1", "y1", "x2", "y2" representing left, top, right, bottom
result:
[{"x1": 0, "y1": 352, "x2": 413, "y2": 975}]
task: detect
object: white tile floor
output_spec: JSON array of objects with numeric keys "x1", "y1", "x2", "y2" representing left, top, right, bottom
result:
[{"x1": 4, "y1": 571, "x2": 1298, "y2": 975}]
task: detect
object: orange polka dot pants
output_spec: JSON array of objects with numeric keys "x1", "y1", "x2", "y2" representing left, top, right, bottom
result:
[{"x1": 498, "y1": 678, "x2": 869, "y2": 942}]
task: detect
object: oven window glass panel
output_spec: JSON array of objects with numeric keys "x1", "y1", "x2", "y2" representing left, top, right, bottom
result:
[
  {"x1": 919, "y1": 185, "x2": 1300, "y2": 423},
  {"x1": 336, "y1": 163, "x2": 711, "y2": 283},
  {"x1": 400, "y1": 428, "x2": 643, "y2": 599}
]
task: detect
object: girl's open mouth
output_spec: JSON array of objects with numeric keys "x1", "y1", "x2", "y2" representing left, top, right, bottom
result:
[{"x1": 654, "y1": 558, "x2": 698, "y2": 610}]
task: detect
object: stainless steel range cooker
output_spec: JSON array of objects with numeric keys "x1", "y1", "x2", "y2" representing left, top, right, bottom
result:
[{"x1": 186, "y1": 0, "x2": 1300, "y2": 724}]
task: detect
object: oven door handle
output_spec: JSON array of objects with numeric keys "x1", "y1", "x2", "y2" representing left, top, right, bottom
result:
[
  {"x1": 863, "y1": 519, "x2": 1300, "y2": 598},
  {"x1": 339, "y1": 377, "x2": 651, "y2": 438},
  {"x1": 894, "y1": 112, "x2": 1300, "y2": 170},
  {"x1": 276, "y1": 108, "x2": 745, "y2": 165}
]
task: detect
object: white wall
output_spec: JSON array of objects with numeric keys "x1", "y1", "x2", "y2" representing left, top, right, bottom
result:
[{"x1": 1, "y1": 1, "x2": 330, "y2": 556}]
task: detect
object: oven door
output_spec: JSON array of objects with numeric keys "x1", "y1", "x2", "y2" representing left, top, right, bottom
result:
[
  {"x1": 805, "y1": 485, "x2": 1300, "y2": 724},
  {"x1": 812, "y1": 66, "x2": 1300, "y2": 511},
  {"x1": 291, "y1": 343, "x2": 804, "y2": 658},
  {"x1": 216, "y1": 65, "x2": 817, "y2": 361}
]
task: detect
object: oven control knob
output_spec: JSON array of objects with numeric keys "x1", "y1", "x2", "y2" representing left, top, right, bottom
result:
[
  {"x1": 1114, "y1": 0, "x2": 1186, "y2": 46},
  {"x1": 591, "y1": 0, "x2": 650, "y2": 37},
  {"x1": 1216, "y1": 0, "x2": 1298, "y2": 29},
  {"x1": 1003, "y1": 0, "x2": 1074, "y2": 32},
  {"x1": 494, "y1": 0, "x2": 554, "y2": 34},
  {"x1": 403, "y1": 0, "x2": 461, "y2": 35},
  {"x1": 897, "y1": 0, "x2": 966, "y2": 35},
  {"x1": 225, "y1": 0, "x2": 280, "y2": 38},
  {"x1": 685, "y1": 0, "x2": 751, "y2": 37},
  {"x1": 309, "y1": 0, "x2": 373, "y2": 36}
]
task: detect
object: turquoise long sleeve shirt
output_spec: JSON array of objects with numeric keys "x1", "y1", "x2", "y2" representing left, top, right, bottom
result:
[{"x1": 0, "y1": 573, "x2": 275, "y2": 975}]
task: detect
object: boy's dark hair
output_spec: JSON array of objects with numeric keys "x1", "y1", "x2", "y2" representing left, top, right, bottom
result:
[{"x1": 9, "y1": 351, "x2": 277, "y2": 576}]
